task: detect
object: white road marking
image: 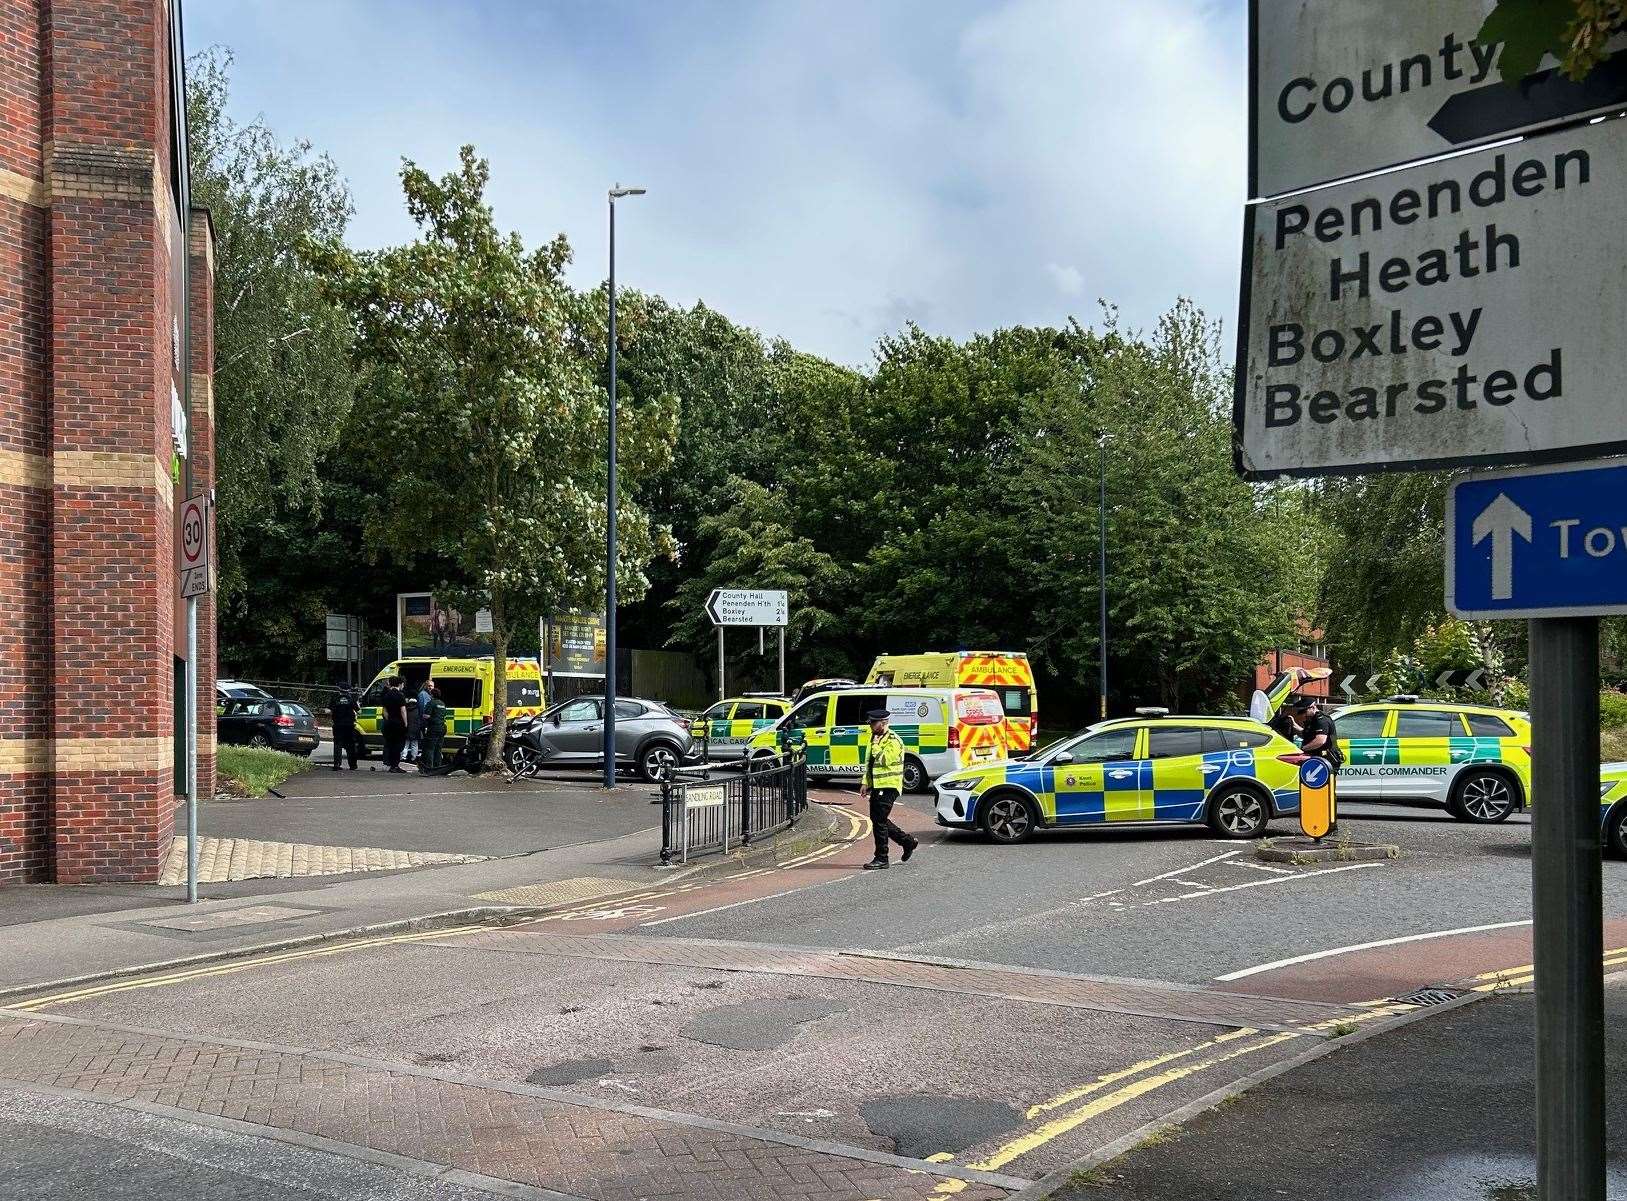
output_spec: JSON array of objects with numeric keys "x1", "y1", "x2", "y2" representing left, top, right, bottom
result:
[
  {"x1": 1213, "y1": 919, "x2": 1534, "y2": 982},
  {"x1": 1172, "y1": 879, "x2": 1213, "y2": 889},
  {"x1": 638, "y1": 887, "x2": 808, "y2": 927},
  {"x1": 1230, "y1": 860, "x2": 1295, "y2": 875},
  {"x1": 1140, "y1": 862, "x2": 1380, "y2": 906},
  {"x1": 1129, "y1": 849, "x2": 1241, "y2": 889}
]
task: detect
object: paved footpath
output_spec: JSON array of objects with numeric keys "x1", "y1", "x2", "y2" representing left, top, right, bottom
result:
[{"x1": 0, "y1": 1010, "x2": 1021, "y2": 1200}]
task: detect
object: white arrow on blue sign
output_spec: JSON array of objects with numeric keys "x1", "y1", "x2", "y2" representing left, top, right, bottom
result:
[{"x1": 1447, "y1": 461, "x2": 1627, "y2": 620}]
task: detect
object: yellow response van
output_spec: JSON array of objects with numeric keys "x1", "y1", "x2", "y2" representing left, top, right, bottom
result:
[
  {"x1": 356, "y1": 657, "x2": 543, "y2": 756},
  {"x1": 866, "y1": 651, "x2": 1039, "y2": 754}
]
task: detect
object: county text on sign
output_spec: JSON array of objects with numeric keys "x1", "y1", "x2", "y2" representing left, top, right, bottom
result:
[
  {"x1": 1251, "y1": 0, "x2": 1627, "y2": 198},
  {"x1": 1236, "y1": 118, "x2": 1627, "y2": 478}
]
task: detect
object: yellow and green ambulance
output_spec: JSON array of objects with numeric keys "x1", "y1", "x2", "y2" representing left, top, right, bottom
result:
[
  {"x1": 690, "y1": 694, "x2": 790, "y2": 760},
  {"x1": 356, "y1": 657, "x2": 544, "y2": 756},
  {"x1": 867, "y1": 651, "x2": 1038, "y2": 755}
]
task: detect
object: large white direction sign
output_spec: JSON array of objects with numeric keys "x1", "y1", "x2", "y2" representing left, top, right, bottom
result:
[
  {"x1": 1236, "y1": 117, "x2": 1627, "y2": 479},
  {"x1": 705, "y1": 588, "x2": 788, "y2": 627},
  {"x1": 1252, "y1": 0, "x2": 1627, "y2": 199}
]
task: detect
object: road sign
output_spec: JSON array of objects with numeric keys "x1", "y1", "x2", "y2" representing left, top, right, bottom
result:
[
  {"x1": 1298, "y1": 756, "x2": 1335, "y2": 839},
  {"x1": 1237, "y1": 117, "x2": 1627, "y2": 479},
  {"x1": 325, "y1": 614, "x2": 360, "y2": 663},
  {"x1": 1447, "y1": 461, "x2": 1627, "y2": 619},
  {"x1": 705, "y1": 588, "x2": 788, "y2": 627},
  {"x1": 179, "y1": 494, "x2": 209, "y2": 599},
  {"x1": 1250, "y1": 1, "x2": 1627, "y2": 199}
]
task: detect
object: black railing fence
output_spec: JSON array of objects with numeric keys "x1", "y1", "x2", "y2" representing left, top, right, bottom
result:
[{"x1": 660, "y1": 751, "x2": 808, "y2": 865}]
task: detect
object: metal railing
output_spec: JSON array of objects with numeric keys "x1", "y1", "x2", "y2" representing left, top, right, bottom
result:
[{"x1": 660, "y1": 750, "x2": 808, "y2": 865}]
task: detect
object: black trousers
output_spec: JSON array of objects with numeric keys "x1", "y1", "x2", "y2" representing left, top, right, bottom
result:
[
  {"x1": 383, "y1": 718, "x2": 407, "y2": 768},
  {"x1": 422, "y1": 730, "x2": 444, "y2": 772},
  {"x1": 332, "y1": 726, "x2": 357, "y2": 770},
  {"x1": 868, "y1": 789, "x2": 915, "y2": 860}
]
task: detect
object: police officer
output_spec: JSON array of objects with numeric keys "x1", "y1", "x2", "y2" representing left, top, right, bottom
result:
[
  {"x1": 859, "y1": 707, "x2": 919, "y2": 870},
  {"x1": 380, "y1": 676, "x2": 408, "y2": 773},
  {"x1": 330, "y1": 686, "x2": 360, "y2": 771},
  {"x1": 1291, "y1": 694, "x2": 1342, "y2": 833},
  {"x1": 420, "y1": 682, "x2": 447, "y2": 773}
]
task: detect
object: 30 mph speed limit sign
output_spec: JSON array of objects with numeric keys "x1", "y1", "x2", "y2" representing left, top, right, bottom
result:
[{"x1": 179, "y1": 495, "x2": 210, "y2": 599}]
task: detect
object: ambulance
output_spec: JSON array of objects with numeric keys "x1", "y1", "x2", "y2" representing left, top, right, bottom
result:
[
  {"x1": 356, "y1": 657, "x2": 544, "y2": 756},
  {"x1": 865, "y1": 651, "x2": 1038, "y2": 754},
  {"x1": 690, "y1": 694, "x2": 791, "y2": 759},
  {"x1": 747, "y1": 685, "x2": 1008, "y2": 792}
]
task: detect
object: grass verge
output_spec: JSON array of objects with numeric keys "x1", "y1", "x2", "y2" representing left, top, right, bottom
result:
[
  {"x1": 1604, "y1": 725, "x2": 1627, "y2": 763},
  {"x1": 217, "y1": 745, "x2": 313, "y2": 797}
]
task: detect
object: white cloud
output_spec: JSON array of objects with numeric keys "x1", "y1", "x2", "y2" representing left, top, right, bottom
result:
[
  {"x1": 186, "y1": 1, "x2": 1247, "y2": 366},
  {"x1": 1045, "y1": 263, "x2": 1085, "y2": 296}
]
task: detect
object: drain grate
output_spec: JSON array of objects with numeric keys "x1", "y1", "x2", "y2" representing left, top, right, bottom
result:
[{"x1": 1388, "y1": 985, "x2": 1468, "y2": 1007}]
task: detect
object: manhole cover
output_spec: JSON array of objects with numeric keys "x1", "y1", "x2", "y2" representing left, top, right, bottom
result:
[{"x1": 1389, "y1": 986, "x2": 1468, "y2": 1007}]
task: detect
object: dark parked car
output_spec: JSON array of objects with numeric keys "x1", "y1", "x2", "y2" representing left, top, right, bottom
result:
[{"x1": 218, "y1": 698, "x2": 321, "y2": 757}]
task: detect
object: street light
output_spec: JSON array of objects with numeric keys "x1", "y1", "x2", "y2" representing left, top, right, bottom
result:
[
  {"x1": 604, "y1": 183, "x2": 645, "y2": 788},
  {"x1": 1098, "y1": 431, "x2": 1111, "y2": 720}
]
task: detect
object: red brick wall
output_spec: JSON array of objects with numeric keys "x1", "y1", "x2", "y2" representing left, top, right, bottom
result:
[{"x1": 0, "y1": 0, "x2": 214, "y2": 884}]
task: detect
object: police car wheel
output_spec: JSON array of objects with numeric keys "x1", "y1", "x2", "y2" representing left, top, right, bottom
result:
[
  {"x1": 980, "y1": 792, "x2": 1037, "y2": 844},
  {"x1": 902, "y1": 756, "x2": 927, "y2": 794},
  {"x1": 1607, "y1": 806, "x2": 1627, "y2": 859},
  {"x1": 1206, "y1": 785, "x2": 1269, "y2": 839},
  {"x1": 1450, "y1": 770, "x2": 1517, "y2": 824}
]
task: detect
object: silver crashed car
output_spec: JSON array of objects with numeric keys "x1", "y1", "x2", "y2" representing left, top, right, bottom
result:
[{"x1": 511, "y1": 695, "x2": 700, "y2": 782}]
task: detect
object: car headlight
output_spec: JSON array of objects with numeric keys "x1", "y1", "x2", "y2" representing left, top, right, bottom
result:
[{"x1": 938, "y1": 778, "x2": 977, "y2": 792}]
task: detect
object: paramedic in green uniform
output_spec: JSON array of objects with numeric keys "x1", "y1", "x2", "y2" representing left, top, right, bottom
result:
[{"x1": 860, "y1": 707, "x2": 919, "y2": 870}]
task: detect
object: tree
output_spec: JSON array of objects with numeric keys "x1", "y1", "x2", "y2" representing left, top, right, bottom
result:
[
  {"x1": 309, "y1": 147, "x2": 676, "y2": 764},
  {"x1": 1481, "y1": 0, "x2": 1625, "y2": 81},
  {"x1": 185, "y1": 48, "x2": 358, "y2": 617}
]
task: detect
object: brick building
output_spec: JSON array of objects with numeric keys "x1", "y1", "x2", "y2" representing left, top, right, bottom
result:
[{"x1": 0, "y1": 0, "x2": 215, "y2": 883}]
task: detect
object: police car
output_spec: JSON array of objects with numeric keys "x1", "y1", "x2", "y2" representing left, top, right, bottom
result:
[
  {"x1": 690, "y1": 694, "x2": 789, "y2": 760},
  {"x1": 933, "y1": 711, "x2": 1304, "y2": 844},
  {"x1": 1602, "y1": 764, "x2": 1627, "y2": 857},
  {"x1": 1329, "y1": 696, "x2": 1531, "y2": 823}
]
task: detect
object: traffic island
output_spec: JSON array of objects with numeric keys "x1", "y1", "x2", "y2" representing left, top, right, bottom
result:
[{"x1": 1256, "y1": 835, "x2": 1400, "y2": 865}]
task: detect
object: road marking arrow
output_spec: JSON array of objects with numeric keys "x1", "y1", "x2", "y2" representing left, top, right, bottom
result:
[
  {"x1": 1472, "y1": 493, "x2": 1533, "y2": 602},
  {"x1": 1340, "y1": 674, "x2": 1356, "y2": 701}
]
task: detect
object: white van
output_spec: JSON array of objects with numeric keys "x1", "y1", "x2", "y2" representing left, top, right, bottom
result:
[{"x1": 746, "y1": 686, "x2": 1008, "y2": 792}]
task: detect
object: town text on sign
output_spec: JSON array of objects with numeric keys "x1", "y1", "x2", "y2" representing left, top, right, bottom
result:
[{"x1": 1236, "y1": 118, "x2": 1627, "y2": 478}]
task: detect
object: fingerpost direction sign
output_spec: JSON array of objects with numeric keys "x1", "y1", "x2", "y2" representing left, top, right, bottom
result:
[
  {"x1": 1250, "y1": 0, "x2": 1627, "y2": 200},
  {"x1": 705, "y1": 588, "x2": 789, "y2": 627},
  {"x1": 1446, "y1": 461, "x2": 1627, "y2": 620}
]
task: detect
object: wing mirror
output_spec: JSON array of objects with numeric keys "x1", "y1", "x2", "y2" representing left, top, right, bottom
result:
[{"x1": 1051, "y1": 751, "x2": 1075, "y2": 766}]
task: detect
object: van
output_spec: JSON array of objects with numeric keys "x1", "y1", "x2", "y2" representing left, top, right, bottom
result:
[
  {"x1": 356, "y1": 657, "x2": 544, "y2": 756},
  {"x1": 747, "y1": 686, "x2": 1008, "y2": 792},
  {"x1": 866, "y1": 651, "x2": 1039, "y2": 754}
]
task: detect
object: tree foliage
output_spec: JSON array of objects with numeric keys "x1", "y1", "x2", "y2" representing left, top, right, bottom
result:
[
  {"x1": 1481, "y1": 0, "x2": 1625, "y2": 81},
  {"x1": 308, "y1": 147, "x2": 676, "y2": 759}
]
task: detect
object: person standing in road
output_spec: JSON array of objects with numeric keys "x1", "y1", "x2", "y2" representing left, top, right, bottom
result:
[
  {"x1": 330, "y1": 686, "x2": 360, "y2": 771},
  {"x1": 1291, "y1": 695, "x2": 1342, "y2": 833},
  {"x1": 381, "y1": 676, "x2": 408, "y2": 773},
  {"x1": 858, "y1": 707, "x2": 919, "y2": 870},
  {"x1": 420, "y1": 682, "x2": 447, "y2": 772}
]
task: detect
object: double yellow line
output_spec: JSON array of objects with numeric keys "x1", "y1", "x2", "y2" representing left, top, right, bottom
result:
[
  {"x1": 1473, "y1": 944, "x2": 1627, "y2": 992},
  {"x1": 9, "y1": 805, "x2": 873, "y2": 1014}
]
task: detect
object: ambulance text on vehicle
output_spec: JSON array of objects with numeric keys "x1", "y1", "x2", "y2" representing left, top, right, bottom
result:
[{"x1": 866, "y1": 651, "x2": 1038, "y2": 753}]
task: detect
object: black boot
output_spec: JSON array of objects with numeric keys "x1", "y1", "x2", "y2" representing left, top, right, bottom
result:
[
  {"x1": 901, "y1": 839, "x2": 919, "y2": 862},
  {"x1": 863, "y1": 858, "x2": 889, "y2": 870}
]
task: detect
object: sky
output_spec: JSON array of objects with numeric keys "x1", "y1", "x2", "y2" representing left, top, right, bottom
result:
[{"x1": 184, "y1": 1, "x2": 1247, "y2": 369}]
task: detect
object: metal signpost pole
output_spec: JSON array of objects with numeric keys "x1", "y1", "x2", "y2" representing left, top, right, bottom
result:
[
  {"x1": 1530, "y1": 617, "x2": 1604, "y2": 1201},
  {"x1": 717, "y1": 627, "x2": 725, "y2": 702},
  {"x1": 778, "y1": 627, "x2": 785, "y2": 697},
  {"x1": 186, "y1": 594, "x2": 198, "y2": 903},
  {"x1": 1098, "y1": 433, "x2": 1108, "y2": 720}
]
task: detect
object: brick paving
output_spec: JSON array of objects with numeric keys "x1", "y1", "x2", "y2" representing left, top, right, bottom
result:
[
  {"x1": 448, "y1": 930, "x2": 1362, "y2": 1032},
  {"x1": 0, "y1": 1014, "x2": 1017, "y2": 1200},
  {"x1": 157, "y1": 836, "x2": 485, "y2": 885}
]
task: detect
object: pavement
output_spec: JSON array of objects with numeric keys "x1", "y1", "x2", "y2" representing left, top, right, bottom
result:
[{"x1": 1047, "y1": 982, "x2": 1627, "y2": 1201}]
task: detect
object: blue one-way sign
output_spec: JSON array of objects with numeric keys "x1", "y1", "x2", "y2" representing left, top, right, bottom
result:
[{"x1": 1447, "y1": 461, "x2": 1627, "y2": 619}]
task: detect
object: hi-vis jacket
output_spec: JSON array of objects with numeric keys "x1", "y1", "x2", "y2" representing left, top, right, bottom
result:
[{"x1": 867, "y1": 729, "x2": 906, "y2": 791}]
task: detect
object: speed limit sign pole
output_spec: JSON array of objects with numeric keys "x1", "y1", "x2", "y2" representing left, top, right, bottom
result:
[
  {"x1": 1298, "y1": 757, "x2": 1334, "y2": 841},
  {"x1": 179, "y1": 495, "x2": 211, "y2": 903}
]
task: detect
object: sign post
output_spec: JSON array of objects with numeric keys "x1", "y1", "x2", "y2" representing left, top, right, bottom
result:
[
  {"x1": 1246, "y1": 11, "x2": 1624, "y2": 1197},
  {"x1": 178, "y1": 495, "x2": 210, "y2": 905},
  {"x1": 705, "y1": 589, "x2": 789, "y2": 701}
]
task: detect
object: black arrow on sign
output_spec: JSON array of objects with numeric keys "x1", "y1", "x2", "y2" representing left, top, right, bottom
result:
[
  {"x1": 1428, "y1": 52, "x2": 1627, "y2": 145},
  {"x1": 704, "y1": 589, "x2": 724, "y2": 626}
]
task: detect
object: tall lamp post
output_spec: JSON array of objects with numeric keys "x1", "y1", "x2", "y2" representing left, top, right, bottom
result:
[
  {"x1": 604, "y1": 184, "x2": 645, "y2": 788},
  {"x1": 1098, "y1": 432, "x2": 1110, "y2": 720}
]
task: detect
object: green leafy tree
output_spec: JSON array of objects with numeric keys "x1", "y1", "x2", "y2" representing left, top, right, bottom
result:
[
  {"x1": 186, "y1": 48, "x2": 359, "y2": 652},
  {"x1": 309, "y1": 147, "x2": 676, "y2": 763},
  {"x1": 1481, "y1": 0, "x2": 1624, "y2": 81}
]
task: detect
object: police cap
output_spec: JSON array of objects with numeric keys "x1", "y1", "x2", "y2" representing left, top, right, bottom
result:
[{"x1": 865, "y1": 708, "x2": 891, "y2": 722}]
